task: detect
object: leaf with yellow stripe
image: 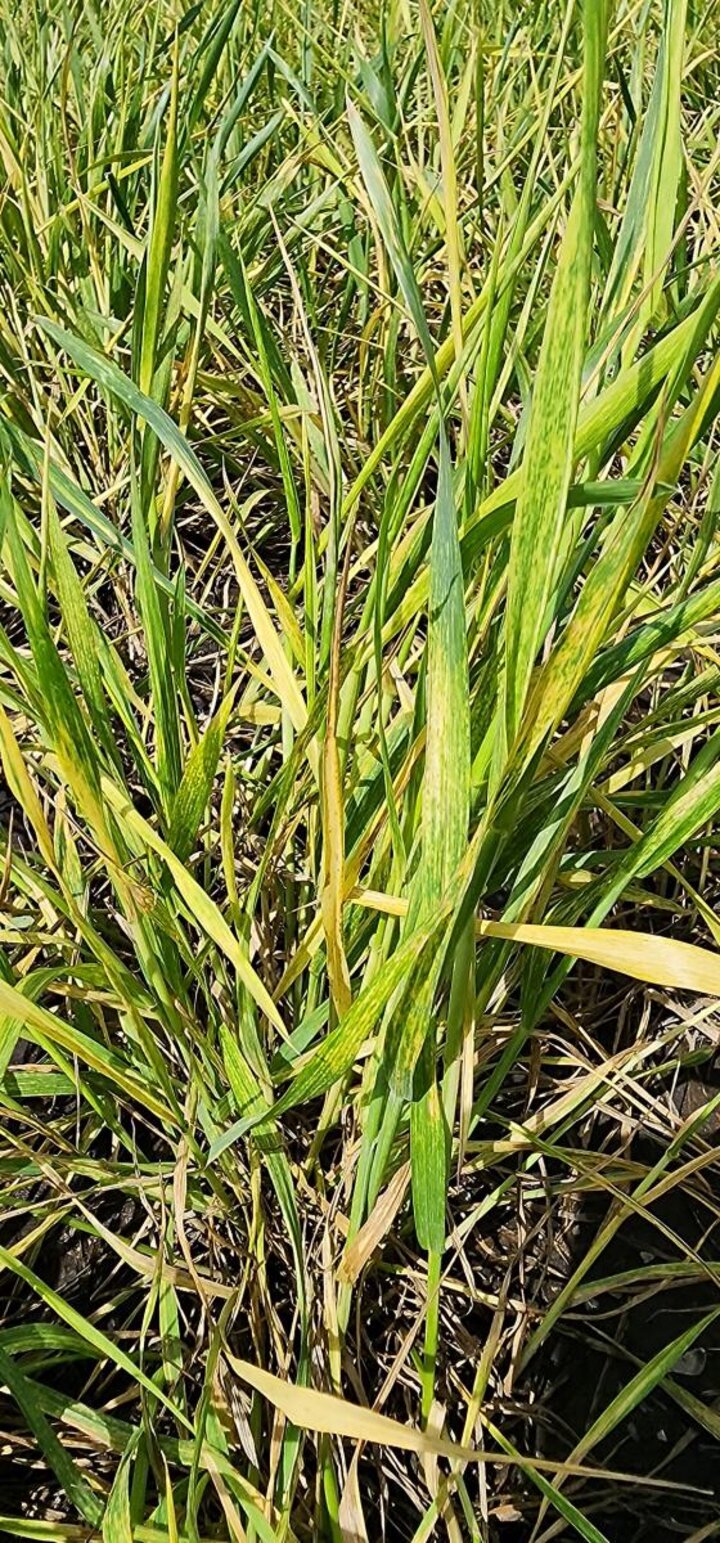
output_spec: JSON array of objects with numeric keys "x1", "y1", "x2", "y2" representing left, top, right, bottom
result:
[{"x1": 502, "y1": 1, "x2": 607, "y2": 751}]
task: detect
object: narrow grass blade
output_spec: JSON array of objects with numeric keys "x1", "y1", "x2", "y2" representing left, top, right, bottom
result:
[
  {"x1": 34, "y1": 320, "x2": 310, "y2": 742},
  {"x1": 502, "y1": 2, "x2": 606, "y2": 748},
  {"x1": 0, "y1": 1348, "x2": 103, "y2": 1527}
]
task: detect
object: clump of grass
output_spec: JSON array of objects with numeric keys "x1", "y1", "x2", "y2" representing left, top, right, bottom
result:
[{"x1": 0, "y1": 0, "x2": 719, "y2": 1537}]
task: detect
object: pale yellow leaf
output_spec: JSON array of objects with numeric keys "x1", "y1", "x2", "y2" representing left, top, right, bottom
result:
[
  {"x1": 349, "y1": 888, "x2": 720, "y2": 996},
  {"x1": 228, "y1": 1353, "x2": 478, "y2": 1461},
  {"x1": 338, "y1": 1163, "x2": 411, "y2": 1286}
]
